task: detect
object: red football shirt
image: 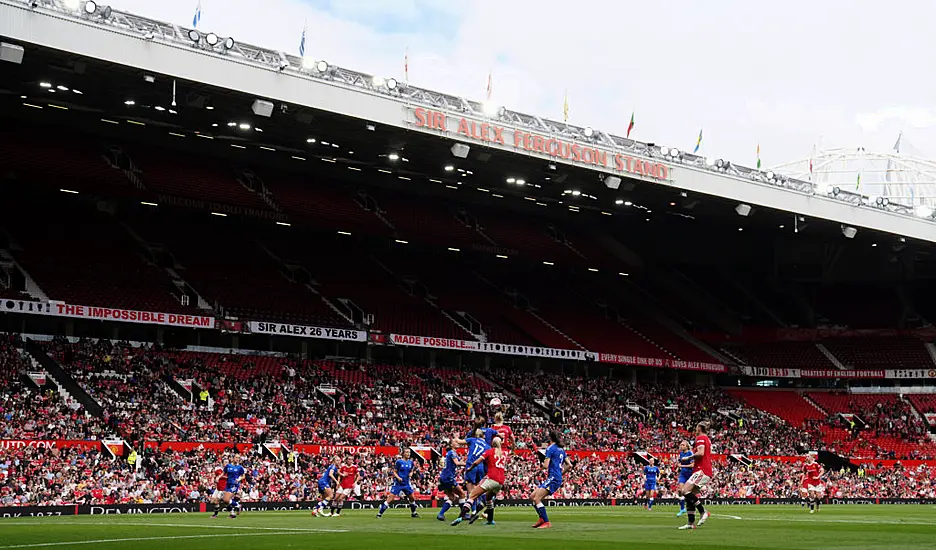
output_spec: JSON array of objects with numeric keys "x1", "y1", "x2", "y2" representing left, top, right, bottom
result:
[
  {"x1": 339, "y1": 465, "x2": 358, "y2": 489},
  {"x1": 481, "y1": 448, "x2": 507, "y2": 484},
  {"x1": 216, "y1": 475, "x2": 227, "y2": 491},
  {"x1": 803, "y1": 462, "x2": 822, "y2": 481},
  {"x1": 693, "y1": 434, "x2": 713, "y2": 477},
  {"x1": 493, "y1": 424, "x2": 513, "y2": 448}
]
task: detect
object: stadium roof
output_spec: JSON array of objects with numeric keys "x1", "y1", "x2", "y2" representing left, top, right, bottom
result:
[{"x1": 1, "y1": 0, "x2": 936, "y2": 243}]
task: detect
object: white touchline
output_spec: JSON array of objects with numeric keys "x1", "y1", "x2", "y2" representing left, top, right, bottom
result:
[
  {"x1": 713, "y1": 514, "x2": 742, "y2": 520},
  {"x1": 0, "y1": 532, "x2": 301, "y2": 549},
  {"x1": 0, "y1": 521, "x2": 347, "y2": 533}
]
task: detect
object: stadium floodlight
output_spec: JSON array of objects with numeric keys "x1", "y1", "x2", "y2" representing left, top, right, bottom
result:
[
  {"x1": 660, "y1": 146, "x2": 669, "y2": 156},
  {"x1": 205, "y1": 33, "x2": 219, "y2": 46},
  {"x1": 386, "y1": 78, "x2": 398, "y2": 90},
  {"x1": 481, "y1": 101, "x2": 503, "y2": 117},
  {"x1": 516, "y1": 179, "x2": 525, "y2": 186},
  {"x1": 372, "y1": 75, "x2": 386, "y2": 88},
  {"x1": 314, "y1": 60, "x2": 329, "y2": 73},
  {"x1": 63, "y1": 0, "x2": 81, "y2": 10},
  {"x1": 506, "y1": 177, "x2": 515, "y2": 183},
  {"x1": 39, "y1": 82, "x2": 52, "y2": 88},
  {"x1": 444, "y1": 165, "x2": 455, "y2": 172},
  {"x1": 388, "y1": 153, "x2": 400, "y2": 161},
  {"x1": 187, "y1": 29, "x2": 200, "y2": 43},
  {"x1": 915, "y1": 204, "x2": 934, "y2": 218},
  {"x1": 238, "y1": 122, "x2": 251, "y2": 130},
  {"x1": 223, "y1": 37, "x2": 235, "y2": 50},
  {"x1": 84, "y1": 0, "x2": 97, "y2": 14},
  {"x1": 705, "y1": 157, "x2": 716, "y2": 167},
  {"x1": 669, "y1": 148, "x2": 681, "y2": 158},
  {"x1": 875, "y1": 196, "x2": 890, "y2": 207},
  {"x1": 583, "y1": 126, "x2": 595, "y2": 138}
]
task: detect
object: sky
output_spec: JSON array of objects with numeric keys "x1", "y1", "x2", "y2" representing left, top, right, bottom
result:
[{"x1": 102, "y1": 0, "x2": 936, "y2": 169}]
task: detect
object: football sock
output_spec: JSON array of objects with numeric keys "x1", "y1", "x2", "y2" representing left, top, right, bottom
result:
[
  {"x1": 535, "y1": 502, "x2": 549, "y2": 523},
  {"x1": 679, "y1": 496, "x2": 686, "y2": 511},
  {"x1": 440, "y1": 499, "x2": 452, "y2": 515},
  {"x1": 378, "y1": 502, "x2": 388, "y2": 516}
]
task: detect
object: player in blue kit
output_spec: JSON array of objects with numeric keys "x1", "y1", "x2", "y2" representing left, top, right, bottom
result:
[
  {"x1": 218, "y1": 456, "x2": 245, "y2": 519},
  {"x1": 530, "y1": 431, "x2": 568, "y2": 529},
  {"x1": 461, "y1": 427, "x2": 491, "y2": 516},
  {"x1": 312, "y1": 455, "x2": 340, "y2": 517},
  {"x1": 644, "y1": 457, "x2": 660, "y2": 510},
  {"x1": 436, "y1": 442, "x2": 466, "y2": 521},
  {"x1": 377, "y1": 448, "x2": 420, "y2": 519},
  {"x1": 676, "y1": 440, "x2": 694, "y2": 517}
]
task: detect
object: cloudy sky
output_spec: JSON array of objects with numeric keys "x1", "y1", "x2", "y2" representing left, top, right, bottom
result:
[{"x1": 103, "y1": 0, "x2": 935, "y2": 168}]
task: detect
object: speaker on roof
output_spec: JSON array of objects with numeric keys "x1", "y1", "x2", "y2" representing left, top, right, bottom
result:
[
  {"x1": 451, "y1": 143, "x2": 470, "y2": 159},
  {"x1": 604, "y1": 175, "x2": 621, "y2": 190},
  {"x1": 0, "y1": 43, "x2": 24, "y2": 65},
  {"x1": 252, "y1": 99, "x2": 274, "y2": 118}
]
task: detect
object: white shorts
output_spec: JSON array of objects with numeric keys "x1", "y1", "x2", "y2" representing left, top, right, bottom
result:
[
  {"x1": 807, "y1": 484, "x2": 825, "y2": 493},
  {"x1": 338, "y1": 487, "x2": 352, "y2": 497},
  {"x1": 687, "y1": 470, "x2": 711, "y2": 489},
  {"x1": 211, "y1": 490, "x2": 223, "y2": 500}
]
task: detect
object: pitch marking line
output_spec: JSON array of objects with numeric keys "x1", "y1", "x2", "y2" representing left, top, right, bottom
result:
[
  {"x1": 0, "y1": 532, "x2": 304, "y2": 549},
  {"x1": 0, "y1": 521, "x2": 347, "y2": 533},
  {"x1": 713, "y1": 514, "x2": 936, "y2": 526}
]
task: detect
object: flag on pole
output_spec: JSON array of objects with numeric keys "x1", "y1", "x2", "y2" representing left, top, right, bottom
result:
[
  {"x1": 486, "y1": 70, "x2": 493, "y2": 101},
  {"x1": 756, "y1": 143, "x2": 761, "y2": 169},
  {"x1": 856, "y1": 172, "x2": 862, "y2": 190},
  {"x1": 886, "y1": 131, "x2": 902, "y2": 182},
  {"x1": 404, "y1": 48, "x2": 409, "y2": 84},
  {"x1": 563, "y1": 90, "x2": 569, "y2": 123},
  {"x1": 626, "y1": 112, "x2": 635, "y2": 138},
  {"x1": 692, "y1": 127, "x2": 703, "y2": 154},
  {"x1": 299, "y1": 22, "x2": 307, "y2": 57},
  {"x1": 192, "y1": 0, "x2": 202, "y2": 28}
]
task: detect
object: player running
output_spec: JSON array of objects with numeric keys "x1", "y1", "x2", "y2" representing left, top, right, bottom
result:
[
  {"x1": 453, "y1": 436, "x2": 507, "y2": 526},
  {"x1": 436, "y1": 441, "x2": 466, "y2": 522},
  {"x1": 644, "y1": 457, "x2": 660, "y2": 510},
  {"x1": 332, "y1": 456, "x2": 359, "y2": 517},
  {"x1": 802, "y1": 452, "x2": 825, "y2": 514},
  {"x1": 312, "y1": 456, "x2": 340, "y2": 517},
  {"x1": 209, "y1": 468, "x2": 226, "y2": 517},
  {"x1": 376, "y1": 448, "x2": 420, "y2": 519},
  {"x1": 218, "y1": 456, "x2": 245, "y2": 519},
  {"x1": 676, "y1": 440, "x2": 694, "y2": 517},
  {"x1": 530, "y1": 431, "x2": 568, "y2": 529},
  {"x1": 462, "y1": 426, "x2": 491, "y2": 516},
  {"x1": 679, "y1": 421, "x2": 713, "y2": 530},
  {"x1": 491, "y1": 411, "x2": 513, "y2": 448}
]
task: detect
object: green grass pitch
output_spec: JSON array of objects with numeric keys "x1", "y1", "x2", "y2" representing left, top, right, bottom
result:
[{"x1": 3, "y1": 505, "x2": 936, "y2": 549}]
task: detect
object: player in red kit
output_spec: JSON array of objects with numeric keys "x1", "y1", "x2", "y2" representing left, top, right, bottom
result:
[
  {"x1": 332, "y1": 456, "x2": 359, "y2": 517},
  {"x1": 492, "y1": 412, "x2": 513, "y2": 449},
  {"x1": 454, "y1": 436, "x2": 507, "y2": 526},
  {"x1": 802, "y1": 452, "x2": 825, "y2": 514},
  {"x1": 209, "y1": 468, "x2": 226, "y2": 517},
  {"x1": 679, "y1": 421, "x2": 713, "y2": 530}
]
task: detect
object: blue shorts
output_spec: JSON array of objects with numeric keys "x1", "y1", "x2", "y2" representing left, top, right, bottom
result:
[
  {"x1": 678, "y1": 471, "x2": 692, "y2": 485},
  {"x1": 538, "y1": 477, "x2": 562, "y2": 495},
  {"x1": 437, "y1": 479, "x2": 457, "y2": 492},
  {"x1": 318, "y1": 481, "x2": 332, "y2": 494},
  {"x1": 390, "y1": 484, "x2": 414, "y2": 497},
  {"x1": 464, "y1": 465, "x2": 486, "y2": 485},
  {"x1": 644, "y1": 482, "x2": 657, "y2": 492},
  {"x1": 224, "y1": 482, "x2": 240, "y2": 494}
]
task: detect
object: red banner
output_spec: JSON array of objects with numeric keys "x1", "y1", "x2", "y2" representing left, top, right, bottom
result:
[
  {"x1": 0, "y1": 298, "x2": 215, "y2": 329},
  {"x1": 0, "y1": 439, "x2": 101, "y2": 450}
]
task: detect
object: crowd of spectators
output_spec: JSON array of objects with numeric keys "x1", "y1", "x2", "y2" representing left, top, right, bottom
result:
[{"x1": 3, "y1": 440, "x2": 936, "y2": 507}]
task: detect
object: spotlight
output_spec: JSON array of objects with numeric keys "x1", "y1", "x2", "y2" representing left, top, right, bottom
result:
[
  {"x1": 386, "y1": 78, "x2": 397, "y2": 90},
  {"x1": 604, "y1": 175, "x2": 621, "y2": 189},
  {"x1": 705, "y1": 157, "x2": 716, "y2": 167},
  {"x1": 875, "y1": 196, "x2": 890, "y2": 207},
  {"x1": 63, "y1": 0, "x2": 80, "y2": 9},
  {"x1": 84, "y1": 0, "x2": 97, "y2": 14},
  {"x1": 188, "y1": 29, "x2": 200, "y2": 43},
  {"x1": 482, "y1": 101, "x2": 503, "y2": 117},
  {"x1": 915, "y1": 204, "x2": 934, "y2": 218},
  {"x1": 205, "y1": 33, "x2": 219, "y2": 46},
  {"x1": 735, "y1": 203, "x2": 752, "y2": 217},
  {"x1": 583, "y1": 127, "x2": 594, "y2": 138},
  {"x1": 238, "y1": 123, "x2": 251, "y2": 130},
  {"x1": 669, "y1": 148, "x2": 680, "y2": 158},
  {"x1": 314, "y1": 60, "x2": 329, "y2": 73},
  {"x1": 372, "y1": 75, "x2": 386, "y2": 88},
  {"x1": 660, "y1": 146, "x2": 670, "y2": 156},
  {"x1": 614, "y1": 199, "x2": 624, "y2": 205},
  {"x1": 506, "y1": 177, "x2": 515, "y2": 183},
  {"x1": 39, "y1": 82, "x2": 52, "y2": 88},
  {"x1": 841, "y1": 225, "x2": 857, "y2": 239},
  {"x1": 516, "y1": 179, "x2": 525, "y2": 186},
  {"x1": 444, "y1": 165, "x2": 455, "y2": 172},
  {"x1": 223, "y1": 37, "x2": 235, "y2": 50},
  {"x1": 278, "y1": 60, "x2": 290, "y2": 71},
  {"x1": 766, "y1": 171, "x2": 775, "y2": 180},
  {"x1": 388, "y1": 153, "x2": 400, "y2": 161}
]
